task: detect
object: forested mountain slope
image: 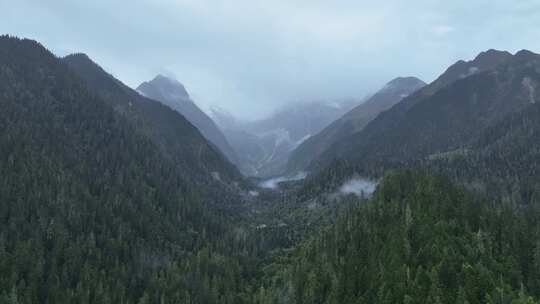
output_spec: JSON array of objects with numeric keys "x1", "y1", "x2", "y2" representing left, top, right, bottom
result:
[
  {"x1": 425, "y1": 65, "x2": 540, "y2": 202},
  {"x1": 3, "y1": 34, "x2": 540, "y2": 304},
  {"x1": 0, "y1": 35, "x2": 258, "y2": 304},
  {"x1": 315, "y1": 50, "x2": 540, "y2": 173},
  {"x1": 261, "y1": 171, "x2": 540, "y2": 304},
  {"x1": 62, "y1": 53, "x2": 243, "y2": 194},
  {"x1": 293, "y1": 49, "x2": 540, "y2": 206}
]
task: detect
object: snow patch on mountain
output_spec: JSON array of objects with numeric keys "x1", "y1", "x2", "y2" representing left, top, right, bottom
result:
[{"x1": 295, "y1": 133, "x2": 311, "y2": 147}]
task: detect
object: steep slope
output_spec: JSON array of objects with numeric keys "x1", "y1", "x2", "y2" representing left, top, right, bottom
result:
[
  {"x1": 0, "y1": 36, "x2": 252, "y2": 303},
  {"x1": 425, "y1": 53, "x2": 540, "y2": 200},
  {"x1": 213, "y1": 100, "x2": 358, "y2": 177},
  {"x1": 62, "y1": 54, "x2": 243, "y2": 193},
  {"x1": 288, "y1": 77, "x2": 425, "y2": 173},
  {"x1": 137, "y1": 75, "x2": 238, "y2": 165},
  {"x1": 315, "y1": 49, "x2": 536, "y2": 171}
]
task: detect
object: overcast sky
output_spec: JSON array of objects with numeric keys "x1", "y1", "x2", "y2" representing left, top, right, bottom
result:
[{"x1": 3, "y1": 0, "x2": 540, "y2": 119}]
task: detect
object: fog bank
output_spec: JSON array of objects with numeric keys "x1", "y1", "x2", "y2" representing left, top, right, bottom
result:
[
  {"x1": 339, "y1": 177, "x2": 378, "y2": 197},
  {"x1": 259, "y1": 172, "x2": 307, "y2": 189}
]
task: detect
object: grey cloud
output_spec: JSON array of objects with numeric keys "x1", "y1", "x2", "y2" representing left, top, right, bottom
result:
[{"x1": 3, "y1": 0, "x2": 540, "y2": 119}]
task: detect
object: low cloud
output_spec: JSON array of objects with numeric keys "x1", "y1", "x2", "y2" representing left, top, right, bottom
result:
[
  {"x1": 259, "y1": 172, "x2": 307, "y2": 189},
  {"x1": 3, "y1": 1, "x2": 540, "y2": 119},
  {"x1": 339, "y1": 176, "x2": 378, "y2": 197}
]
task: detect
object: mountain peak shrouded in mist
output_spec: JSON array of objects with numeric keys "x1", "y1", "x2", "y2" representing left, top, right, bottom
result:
[
  {"x1": 138, "y1": 74, "x2": 191, "y2": 102},
  {"x1": 385, "y1": 76, "x2": 426, "y2": 87},
  {"x1": 136, "y1": 75, "x2": 238, "y2": 165},
  {"x1": 364, "y1": 76, "x2": 426, "y2": 107},
  {"x1": 377, "y1": 76, "x2": 426, "y2": 98}
]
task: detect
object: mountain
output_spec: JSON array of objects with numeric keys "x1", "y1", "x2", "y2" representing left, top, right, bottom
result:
[
  {"x1": 212, "y1": 100, "x2": 358, "y2": 177},
  {"x1": 137, "y1": 75, "x2": 238, "y2": 165},
  {"x1": 0, "y1": 35, "x2": 255, "y2": 303},
  {"x1": 287, "y1": 77, "x2": 426, "y2": 173},
  {"x1": 6, "y1": 33, "x2": 540, "y2": 304},
  {"x1": 423, "y1": 51, "x2": 540, "y2": 200},
  {"x1": 314, "y1": 49, "x2": 537, "y2": 173},
  {"x1": 62, "y1": 54, "x2": 244, "y2": 194}
]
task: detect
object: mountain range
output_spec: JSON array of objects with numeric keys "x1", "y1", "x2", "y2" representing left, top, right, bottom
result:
[
  {"x1": 313, "y1": 49, "x2": 540, "y2": 173},
  {"x1": 212, "y1": 99, "x2": 358, "y2": 177},
  {"x1": 62, "y1": 53, "x2": 244, "y2": 197},
  {"x1": 3, "y1": 34, "x2": 540, "y2": 303},
  {"x1": 287, "y1": 76, "x2": 426, "y2": 173}
]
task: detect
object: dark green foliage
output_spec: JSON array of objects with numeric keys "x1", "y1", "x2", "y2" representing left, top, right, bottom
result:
[
  {"x1": 425, "y1": 69, "x2": 540, "y2": 203},
  {"x1": 0, "y1": 35, "x2": 259, "y2": 303},
  {"x1": 263, "y1": 171, "x2": 540, "y2": 303},
  {"x1": 280, "y1": 49, "x2": 540, "y2": 303}
]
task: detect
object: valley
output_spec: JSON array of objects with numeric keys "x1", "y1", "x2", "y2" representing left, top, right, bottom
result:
[{"x1": 2, "y1": 3, "x2": 540, "y2": 303}]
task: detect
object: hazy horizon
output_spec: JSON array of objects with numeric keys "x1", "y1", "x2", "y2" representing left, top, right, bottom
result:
[{"x1": 3, "y1": 0, "x2": 540, "y2": 119}]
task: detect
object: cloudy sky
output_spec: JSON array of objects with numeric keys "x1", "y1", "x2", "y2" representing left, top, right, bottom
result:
[{"x1": 3, "y1": 0, "x2": 540, "y2": 119}]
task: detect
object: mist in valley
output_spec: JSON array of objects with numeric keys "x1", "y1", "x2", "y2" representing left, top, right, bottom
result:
[{"x1": 3, "y1": 1, "x2": 540, "y2": 303}]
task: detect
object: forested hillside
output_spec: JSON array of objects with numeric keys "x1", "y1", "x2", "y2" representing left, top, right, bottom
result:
[
  {"x1": 314, "y1": 50, "x2": 536, "y2": 171},
  {"x1": 62, "y1": 53, "x2": 244, "y2": 196},
  {"x1": 0, "y1": 35, "x2": 266, "y2": 304},
  {"x1": 297, "y1": 50, "x2": 540, "y2": 202},
  {"x1": 261, "y1": 171, "x2": 540, "y2": 304}
]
